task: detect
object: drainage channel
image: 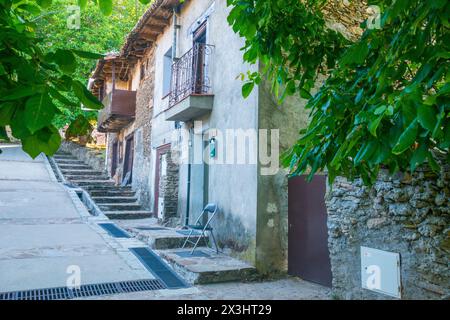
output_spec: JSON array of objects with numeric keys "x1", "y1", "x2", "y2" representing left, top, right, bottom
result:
[
  {"x1": 0, "y1": 279, "x2": 166, "y2": 300},
  {"x1": 99, "y1": 224, "x2": 189, "y2": 289},
  {"x1": 130, "y1": 247, "x2": 189, "y2": 289},
  {"x1": 98, "y1": 223, "x2": 131, "y2": 238}
]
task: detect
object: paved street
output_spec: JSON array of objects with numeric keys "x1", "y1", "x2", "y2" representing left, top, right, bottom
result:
[
  {"x1": 0, "y1": 144, "x2": 329, "y2": 300},
  {"x1": 0, "y1": 145, "x2": 154, "y2": 292},
  {"x1": 85, "y1": 277, "x2": 330, "y2": 300}
]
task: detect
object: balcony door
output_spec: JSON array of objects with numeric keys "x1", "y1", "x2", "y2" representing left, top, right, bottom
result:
[{"x1": 193, "y1": 22, "x2": 207, "y2": 94}]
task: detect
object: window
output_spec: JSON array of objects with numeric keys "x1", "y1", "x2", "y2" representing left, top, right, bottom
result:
[{"x1": 163, "y1": 47, "x2": 173, "y2": 97}]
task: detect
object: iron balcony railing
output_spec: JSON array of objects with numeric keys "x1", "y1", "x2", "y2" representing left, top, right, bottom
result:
[{"x1": 169, "y1": 43, "x2": 214, "y2": 108}]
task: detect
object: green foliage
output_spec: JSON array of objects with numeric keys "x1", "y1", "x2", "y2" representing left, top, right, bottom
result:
[
  {"x1": 35, "y1": 0, "x2": 147, "y2": 130},
  {"x1": 228, "y1": 0, "x2": 449, "y2": 185},
  {"x1": 0, "y1": 0, "x2": 149, "y2": 157}
]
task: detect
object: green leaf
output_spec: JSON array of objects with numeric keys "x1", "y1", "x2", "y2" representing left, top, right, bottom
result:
[
  {"x1": 72, "y1": 81, "x2": 103, "y2": 110},
  {"x1": 368, "y1": 114, "x2": 383, "y2": 137},
  {"x1": 24, "y1": 93, "x2": 58, "y2": 134},
  {"x1": 410, "y1": 142, "x2": 428, "y2": 172},
  {"x1": 98, "y1": 0, "x2": 113, "y2": 16},
  {"x1": 0, "y1": 87, "x2": 37, "y2": 101},
  {"x1": 77, "y1": 0, "x2": 88, "y2": 10},
  {"x1": 374, "y1": 105, "x2": 386, "y2": 115},
  {"x1": 72, "y1": 50, "x2": 104, "y2": 60},
  {"x1": 0, "y1": 126, "x2": 9, "y2": 141},
  {"x1": 340, "y1": 41, "x2": 369, "y2": 66},
  {"x1": 48, "y1": 49, "x2": 77, "y2": 74},
  {"x1": 417, "y1": 104, "x2": 437, "y2": 132},
  {"x1": 138, "y1": 0, "x2": 152, "y2": 4},
  {"x1": 36, "y1": 0, "x2": 52, "y2": 9},
  {"x1": 242, "y1": 82, "x2": 254, "y2": 99},
  {"x1": 392, "y1": 119, "x2": 418, "y2": 155},
  {"x1": 354, "y1": 141, "x2": 377, "y2": 165},
  {"x1": 65, "y1": 115, "x2": 93, "y2": 139},
  {"x1": 0, "y1": 103, "x2": 16, "y2": 126},
  {"x1": 22, "y1": 126, "x2": 61, "y2": 158}
]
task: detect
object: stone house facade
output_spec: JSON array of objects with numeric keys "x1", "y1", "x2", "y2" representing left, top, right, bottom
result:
[{"x1": 90, "y1": 0, "x2": 310, "y2": 274}]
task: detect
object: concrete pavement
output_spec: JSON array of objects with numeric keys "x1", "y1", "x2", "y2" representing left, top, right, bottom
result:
[{"x1": 0, "y1": 145, "x2": 154, "y2": 292}]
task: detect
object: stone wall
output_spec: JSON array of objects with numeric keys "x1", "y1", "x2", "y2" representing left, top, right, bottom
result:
[
  {"x1": 158, "y1": 150, "x2": 180, "y2": 226},
  {"x1": 326, "y1": 163, "x2": 449, "y2": 299},
  {"x1": 131, "y1": 48, "x2": 155, "y2": 210},
  {"x1": 59, "y1": 141, "x2": 106, "y2": 174}
]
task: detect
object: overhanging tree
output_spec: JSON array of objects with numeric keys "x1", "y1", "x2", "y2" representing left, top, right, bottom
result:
[
  {"x1": 0, "y1": 0, "x2": 151, "y2": 157},
  {"x1": 227, "y1": 0, "x2": 449, "y2": 185}
]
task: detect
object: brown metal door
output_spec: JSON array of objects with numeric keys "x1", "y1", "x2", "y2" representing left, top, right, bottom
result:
[{"x1": 288, "y1": 175, "x2": 332, "y2": 287}]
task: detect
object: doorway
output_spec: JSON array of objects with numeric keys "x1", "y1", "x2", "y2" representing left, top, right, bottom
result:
[
  {"x1": 192, "y1": 22, "x2": 207, "y2": 94},
  {"x1": 123, "y1": 134, "x2": 134, "y2": 185},
  {"x1": 154, "y1": 144, "x2": 171, "y2": 218},
  {"x1": 111, "y1": 140, "x2": 119, "y2": 177},
  {"x1": 288, "y1": 175, "x2": 332, "y2": 287}
]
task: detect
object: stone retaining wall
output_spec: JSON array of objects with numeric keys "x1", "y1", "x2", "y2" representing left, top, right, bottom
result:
[
  {"x1": 326, "y1": 164, "x2": 449, "y2": 299},
  {"x1": 59, "y1": 141, "x2": 106, "y2": 174}
]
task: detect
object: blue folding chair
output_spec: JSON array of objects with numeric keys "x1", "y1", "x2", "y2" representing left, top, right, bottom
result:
[{"x1": 182, "y1": 203, "x2": 219, "y2": 254}]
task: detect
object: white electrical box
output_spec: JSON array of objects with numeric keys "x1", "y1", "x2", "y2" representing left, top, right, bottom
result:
[{"x1": 361, "y1": 246, "x2": 401, "y2": 298}]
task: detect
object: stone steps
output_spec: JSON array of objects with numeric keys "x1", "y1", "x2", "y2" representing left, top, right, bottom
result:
[
  {"x1": 103, "y1": 211, "x2": 153, "y2": 220},
  {"x1": 58, "y1": 164, "x2": 92, "y2": 170},
  {"x1": 75, "y1": 180, "x2": 115, "y2": 187},
  {"x1": 92, "y1": 196, "x2": 138, "y2": 203},
  {"x1": 88, "y1": 190, "x2": 136, "y2": 197},
  {"x1": 98, "y1": 203, "x2": 142, "y2": 211},
  {"x1": 53, "y1": 150, "x2": 150, "y2": 221},
  {"x1": 60, "y1": 169, "x2": 104, "y2": 176},
  {"x1": 56, "y1": 160, "x2": 86, "y2": 165},
  {"x1": 65, "y1": 175, "x2": 110, "y2": 181},
  {"x1": 157, "y1": 249, "x2": 256, "y2": 285}
]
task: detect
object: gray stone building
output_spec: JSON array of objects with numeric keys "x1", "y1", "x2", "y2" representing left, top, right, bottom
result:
[{"x1": 90, "y1": 0, "x2": 309, "y2": 275}]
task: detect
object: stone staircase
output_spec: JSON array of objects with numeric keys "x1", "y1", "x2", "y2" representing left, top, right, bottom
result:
[
  {"x1": 52, "y1": 151, "x2": 152, "y2": 220},
  {"x1": 52, "y1": 149, "x2": 257, "y2": 285}
]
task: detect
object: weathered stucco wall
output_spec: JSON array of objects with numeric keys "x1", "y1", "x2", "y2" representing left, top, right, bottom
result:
[
  {"x1": 327, "y1": 163, "x2": 449, "y2": 299},
  {"x1": 255, "y1": 73, "x2": 311, "y2": 274}
]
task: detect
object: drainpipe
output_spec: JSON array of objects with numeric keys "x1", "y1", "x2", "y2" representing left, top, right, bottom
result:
[
  {"x1": 172, "y1": 7, "x2": 180, "y2": 61},
  {"x1": 185, "y1": 126, "x2": 192, "y2": 226}
]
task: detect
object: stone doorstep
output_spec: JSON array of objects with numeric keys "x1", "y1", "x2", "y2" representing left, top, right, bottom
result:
[
  {"x1": 120, "y1": 224, "x2": 207, "y2": 250},
  {"x1": 157, "y1": 248, "x2": 256, "y2": 285}
]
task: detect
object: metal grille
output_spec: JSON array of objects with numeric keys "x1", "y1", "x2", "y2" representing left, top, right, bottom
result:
[
  {"x1": 169, "y1": 43, "x2": 213, "y2": 108},
  {"x1": 99, "y1": 223, "x2": 131, "y2": 238},
  {"x1": 0, "y1": 279, "x2": 166, "y2": 300},
  {"x1": 130, "y1": 247, "x2": 189, "y2": 289}
]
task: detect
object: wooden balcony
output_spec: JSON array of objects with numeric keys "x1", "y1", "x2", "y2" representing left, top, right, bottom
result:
[{"x1": 97, "y1": 90, "x2": 136, "y2": 133}]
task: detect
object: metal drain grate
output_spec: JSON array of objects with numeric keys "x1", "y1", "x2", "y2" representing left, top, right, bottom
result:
[
  {"x1": 130, "y1": 247, "x2": 189, "y2": 289},
  {"x1": 99, "y1": 223, "x2": 131, "y2": 238},
  {"x1": 0, "y1": 279, "x2": 166, "y2": 300}
]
